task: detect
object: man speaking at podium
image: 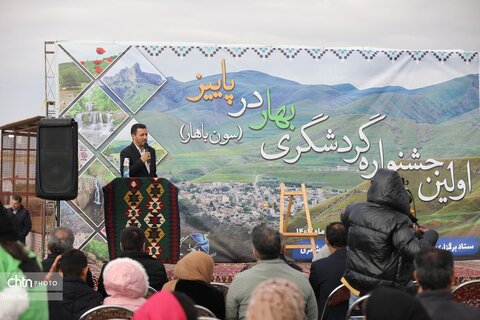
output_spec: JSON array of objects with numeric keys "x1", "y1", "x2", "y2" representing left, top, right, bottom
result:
[{"x1": 120, "y1": 123, "x2": 157, "y2": 178}]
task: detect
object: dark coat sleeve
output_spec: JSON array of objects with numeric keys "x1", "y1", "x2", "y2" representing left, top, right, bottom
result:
[
  {"x1": 309, "y1": 262, "x2": 321, "y2": 299},
  {"x1": 129, "y1": 154, "x2": 147, "y2": 177},
  {"x1": 96, "y1": 263, "x2": 108, "y2": 298},
  {"x1": 392, "y1": 218, "x2": 438, "y2": 260},
  {"x1": 20, "y1": 209, "x2": 32, "y2": 238}
]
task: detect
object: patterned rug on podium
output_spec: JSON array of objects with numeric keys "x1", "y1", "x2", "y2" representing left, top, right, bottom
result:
[{"x1": 103, "y1": 177, "x2": 180, "y2": 263}]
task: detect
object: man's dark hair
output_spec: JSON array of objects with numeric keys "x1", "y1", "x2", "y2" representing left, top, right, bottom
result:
[
  {"x1": 414, "y1": 248, "x2": 453, "y2": 290},
  {"x1": 251, "y1": 224, "x2": 281, "y2": 260},
  {"x1": 58, "y1": 249, "x2": 87, "y2": 277},
  {"x1": 120, "y1": 226, "x2": 146, "y2": 252},
  {"x1": 325, "y1": 222, "x2": 347, "y2": 248},
  {"x1": 12, "y1": 195, "x2": 22, "y2": 203},
  {"x1": 131, "y1": 123, "x2": 147, "y2": 135},
  {"x1": 47, "y1": 227, "x2": 74, "y2": 254}
]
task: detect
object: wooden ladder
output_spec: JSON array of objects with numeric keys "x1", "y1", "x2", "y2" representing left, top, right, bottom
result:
[{"x1": 279, "y1": 183, "x2": 318, "y2": 256}]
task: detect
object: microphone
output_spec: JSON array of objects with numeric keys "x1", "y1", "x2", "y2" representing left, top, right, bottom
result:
[{"x1": 144, "y1": 142, "x2": 151, "y2": 166}]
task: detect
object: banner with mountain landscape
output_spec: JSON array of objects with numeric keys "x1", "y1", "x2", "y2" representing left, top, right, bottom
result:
[{"x1": 56, "y1": 42, "x2": 479, "y2": 262}]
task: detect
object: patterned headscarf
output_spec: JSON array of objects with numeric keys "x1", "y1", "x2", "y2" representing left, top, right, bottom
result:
[{"x1": 246, "y1": 278, "x2": 305, "y2": 320}]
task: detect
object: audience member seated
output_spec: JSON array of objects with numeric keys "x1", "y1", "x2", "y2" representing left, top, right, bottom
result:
[
  {"x1": 225, "y1": 224, "x2": 317, "y2": 320},
  {"x1": 243, "y1": 233, "x2": 303, "y2": 273},
  {"x1": 0, "y1": 207, "x2": 49, "y2": 320},
  {"x1": 133, "y1": 290, "x2": 197, "y2": 320},
  {"x1": 163, "y1": 250, "x2": 225, "y2": 319},
  {"x1": 414, "y1": 248, "x2": 480, "y2": 320},
  {"x1": 365, "y1": 286, "x2": 430, "y2": 320},
  {"x1": 49, "y1": 249, "x2": 103, "y2": 320},
  {"x1": 103, "y1": 257, "x2": 149, "y2": 311},
  {"x1": 246, "y1": 278, "x2": 304, "y2": 320},
  {"x1": 311, "y1": 244, "x2": 330, "y2": 262},
  {"x1": 309, "y1": 222, "x2": 348, "y2": 320},
  {"x1": 98, "y1": 226, "x2": 168, "y2": 297},
  {"x1": 42, "y1": 227, "x2": 94, "y2": 288}
]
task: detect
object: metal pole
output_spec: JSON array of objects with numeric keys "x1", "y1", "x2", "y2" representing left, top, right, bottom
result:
[{"x1": 56, "y1": 200, "x2": 61, "y2": 227}]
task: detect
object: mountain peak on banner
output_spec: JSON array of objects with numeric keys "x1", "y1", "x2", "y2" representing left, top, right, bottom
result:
[
  {"x1": 106, "y1": 62, "x2": 164, "y2": 86},
  {"x1": 143, "y1": 71, "x2": 477, "y2": 125}
]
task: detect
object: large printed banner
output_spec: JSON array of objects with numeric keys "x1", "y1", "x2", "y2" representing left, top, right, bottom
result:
[{"x1": 55, "y1": 42, "x2": 480, "y2": 262}]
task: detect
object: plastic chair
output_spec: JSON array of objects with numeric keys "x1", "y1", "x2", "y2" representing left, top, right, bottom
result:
[
  {"x1": 345, "y1": 294, "x2": 370, "y2": 320},
  {"x1": 319, "y1": 284, "x2": 350, "y2": 320},
  {"x1": 79, "y1": 305, "x2": 134, "y2": 320},
  {"x1": 452, "y1": 279, "x2": 480, "y2": 309},
  {"x1": 144, "y1": 286, "x2": 157, "y2": 298},
  {"x1": 195, "y1": 304, "x2": 217, "y2": 318},
  {"x1": 210, "y1": 282, "x2": 230, "y2": 299}
]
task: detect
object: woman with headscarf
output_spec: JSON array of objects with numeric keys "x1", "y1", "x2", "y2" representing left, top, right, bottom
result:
[
  {"x1": 103, "y1": 257, "x2": 149, "y2": 311},
  {"x1": 246, "y1": 278, "x2": 305, "y2": 320},
  {"x1": 162, "y1": 250, "x2": 225, "y2": 319},
  {"x1": 0, "y1": 205, "x2": 49, "y2": 320}
]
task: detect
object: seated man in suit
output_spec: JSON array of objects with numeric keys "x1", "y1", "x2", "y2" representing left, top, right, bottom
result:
[
  {"x1": 120, "y1": 123, "x2": 157, "y2": 177},
  {"x1": 415, "y1": 248, "x2": 480, "y2": 320},
  {"x1": 309, "y1": 222, "x2": 348, "y2": 320}
]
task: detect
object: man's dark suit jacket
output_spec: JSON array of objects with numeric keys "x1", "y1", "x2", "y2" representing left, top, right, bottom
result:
[
  {"x1": 309, "y1": 247, "x2": 348, "y2": 320},
  {"x1": 120, "y1": 142, "x2": 157, "y2": 177},
  {"x1": 417, "y1": 290, "x2": 480, "y2": 320},
  {"x1": 7, "y1": 205, "x2": 32, "y2": 243}
]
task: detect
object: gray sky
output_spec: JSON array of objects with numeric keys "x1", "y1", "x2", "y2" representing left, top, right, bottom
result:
[{"x1": 0, "y1": 0, "x2": 479, "y2": 127}]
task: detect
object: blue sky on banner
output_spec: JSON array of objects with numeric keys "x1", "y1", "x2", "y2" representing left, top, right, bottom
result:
[{"x1": 0, "y1": 0, "x2": 479, "y2": 127}]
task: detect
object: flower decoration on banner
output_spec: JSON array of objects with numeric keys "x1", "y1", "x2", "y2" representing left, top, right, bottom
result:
[
  {"x1": 80, "y1": 47, "x2": 117, "y2": 76},
  {"x1": 96, "y1": 47, "x2": 106, "y2": 55}
]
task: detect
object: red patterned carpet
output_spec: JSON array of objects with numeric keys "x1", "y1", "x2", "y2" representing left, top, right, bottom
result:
[{"x1": 164, "y1": 260, "x2": 480, "y2": 284}]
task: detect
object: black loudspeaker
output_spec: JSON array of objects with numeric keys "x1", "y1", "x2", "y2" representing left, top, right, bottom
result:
[{"x1": 36, "y1": 118, "x2": 78, "y2": 200}]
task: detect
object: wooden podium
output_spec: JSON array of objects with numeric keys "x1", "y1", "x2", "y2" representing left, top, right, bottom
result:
[{"x1": 279, "y1": 183, "x2": 318, "y2": 256}]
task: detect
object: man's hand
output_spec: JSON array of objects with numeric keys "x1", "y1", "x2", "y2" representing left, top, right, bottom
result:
[
  {"x1": 140, "y1": 151, "x2": 151, "y2": 163},
  {"x1": 44, "y1": 254, "x2": 62, "y2": 281},
  {"x1": 413, "y1": 224, "x2": 426, "y2": 234}
]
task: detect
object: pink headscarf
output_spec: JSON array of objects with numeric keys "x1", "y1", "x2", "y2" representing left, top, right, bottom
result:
[
  {"x1": 103, "y1": 258, "x2": 148, "y2": 311},
  {"x1": 133, "y1": 291, "x2": 187, "y2": 320}
]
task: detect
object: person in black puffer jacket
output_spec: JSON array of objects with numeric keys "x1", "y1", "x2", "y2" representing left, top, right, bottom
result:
[{"x1": 341, "y1": 169, "x2": 438, "y2": 297}]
